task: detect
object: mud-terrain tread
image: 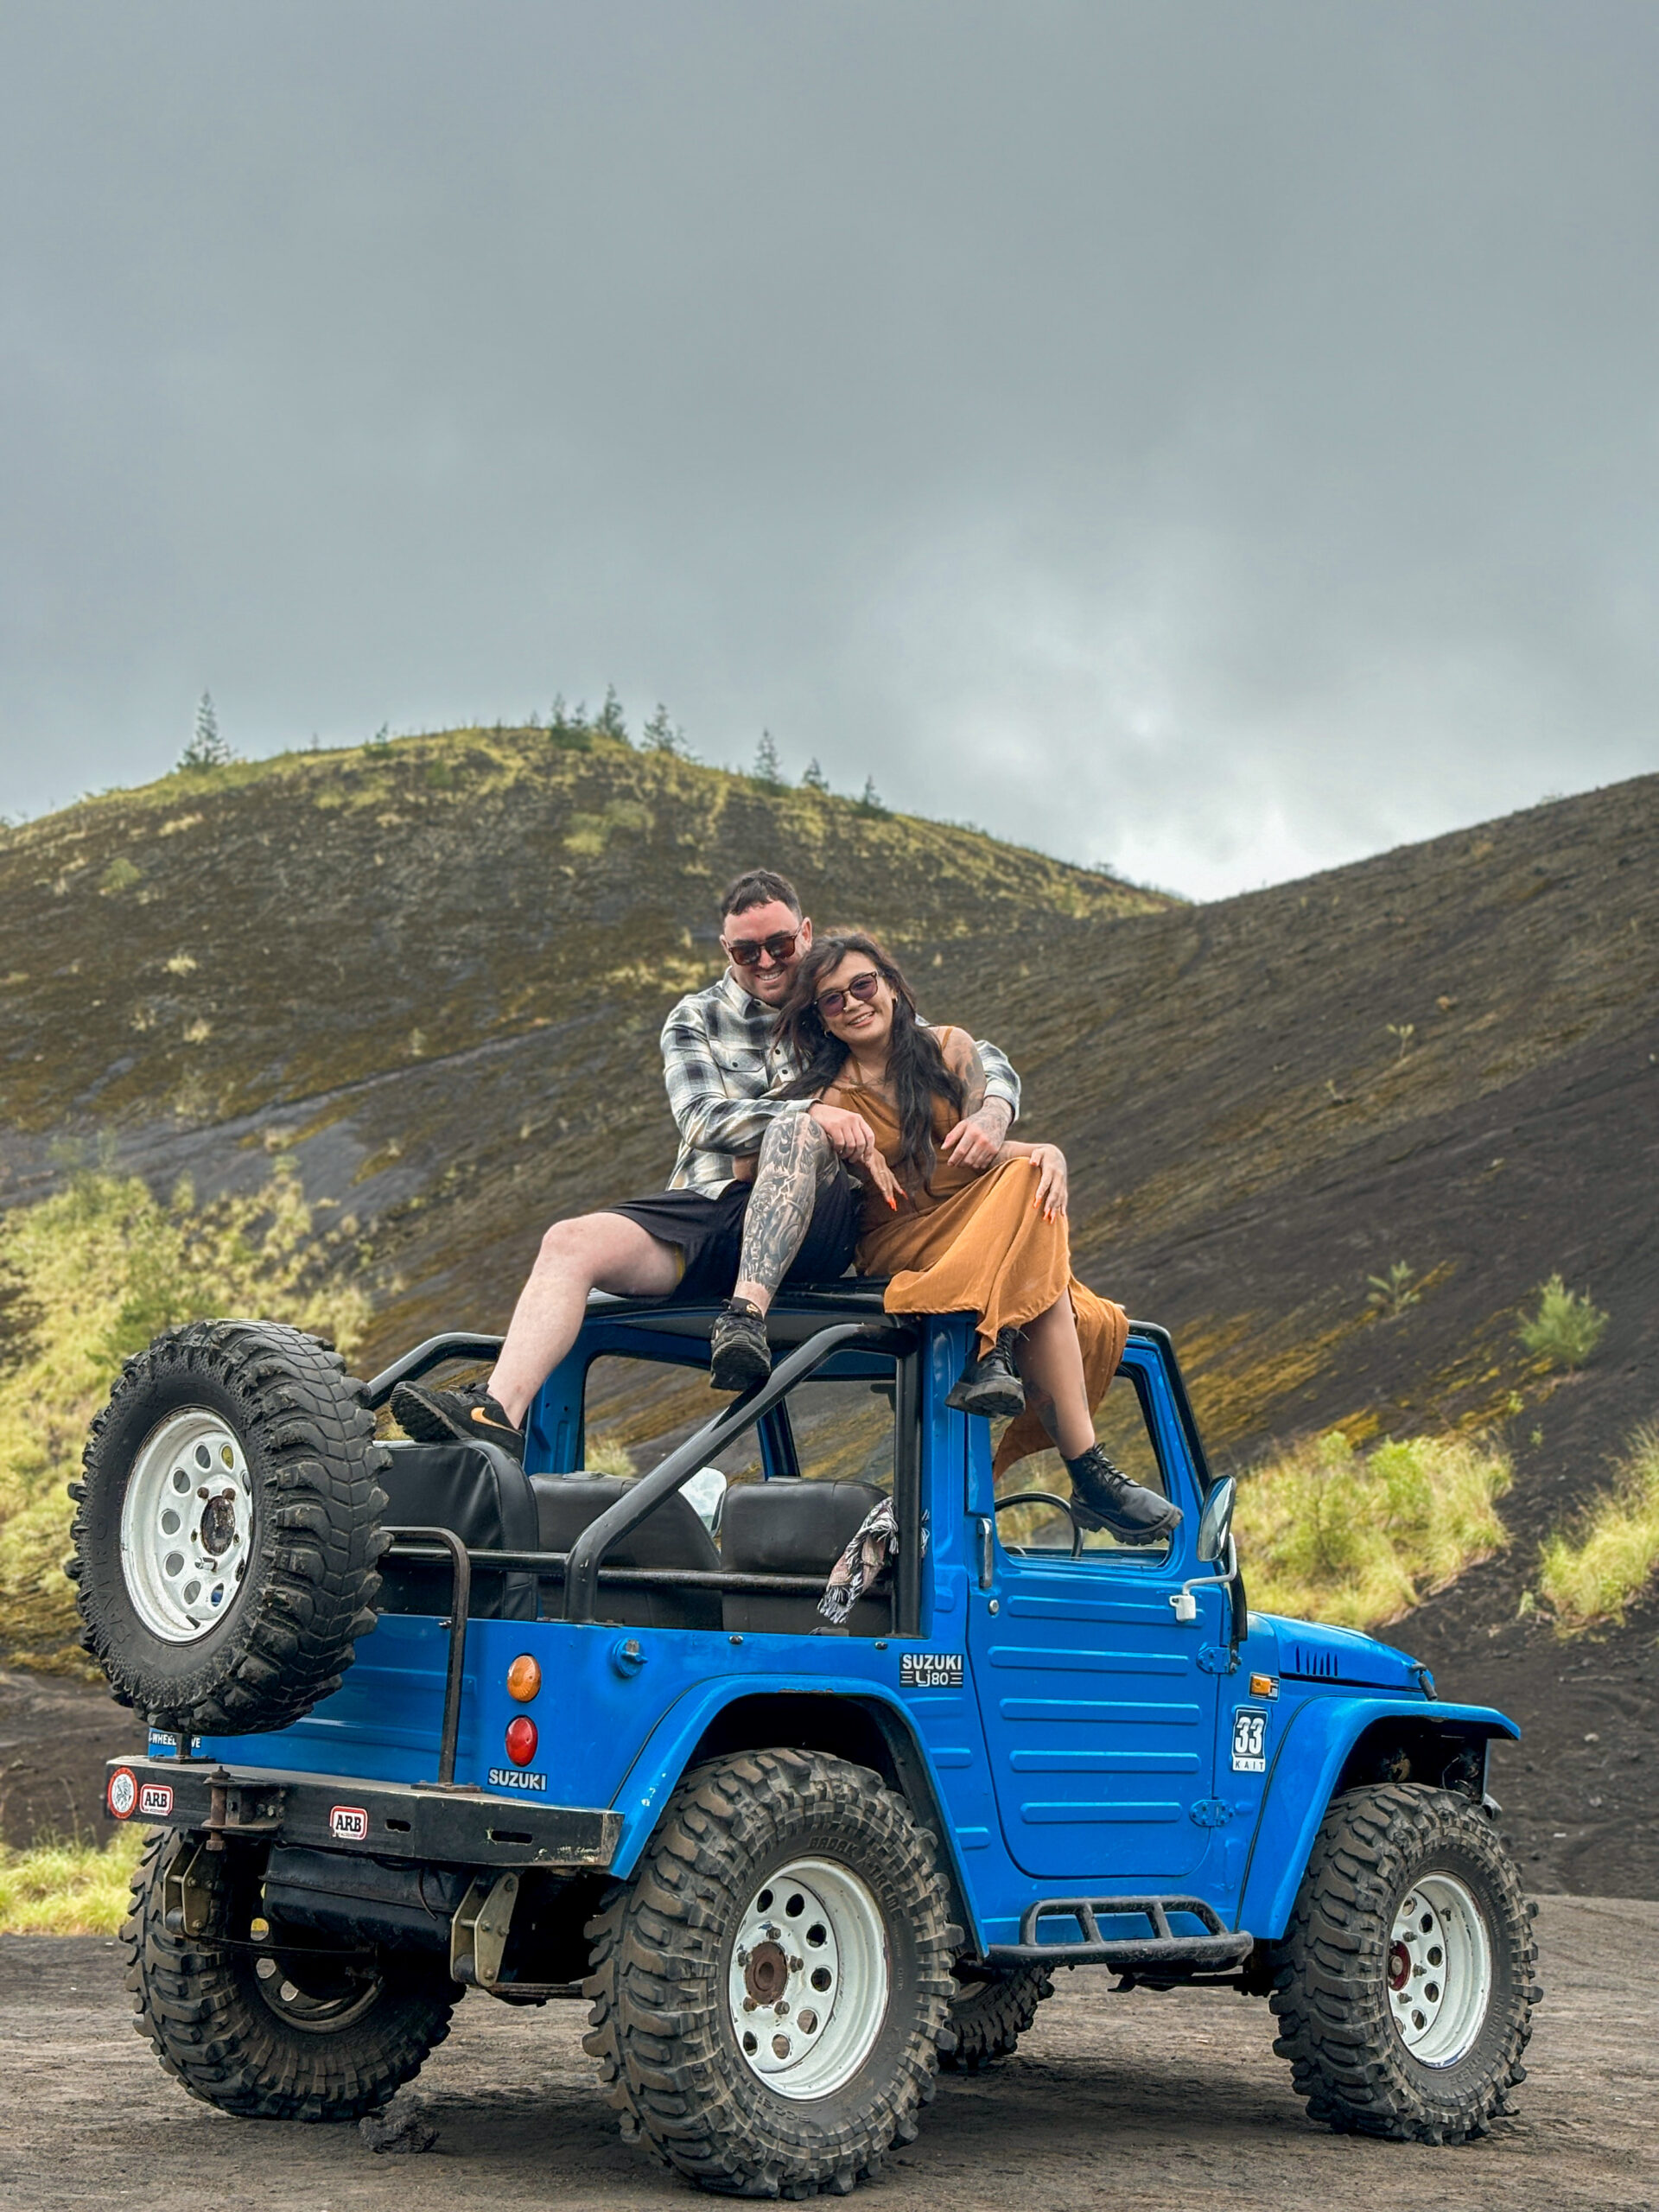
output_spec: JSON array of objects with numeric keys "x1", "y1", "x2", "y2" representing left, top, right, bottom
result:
[
  {"x1": 122, "y1": 1828, "x2": 455, "y2": 2120},
  {"x1": 1268, "y1": 1783, "x2": 1539, "y2": 2144},
  {"x1": 69, "y1": 1319, "x2": 389, "y2": 1735},
  {"x1": 938, "y1": 1961, "x2": 1055, "y2": 2071},
  {"x1": 582, "y1": 1750, "x2": 957, "y2": 2196}
]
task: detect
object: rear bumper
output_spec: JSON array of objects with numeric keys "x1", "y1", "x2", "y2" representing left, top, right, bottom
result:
[{"x1": 104, "y1": 1756, "x2": 620, "y2": 1872}]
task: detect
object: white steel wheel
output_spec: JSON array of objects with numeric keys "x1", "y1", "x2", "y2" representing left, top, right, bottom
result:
[
  {"x1": 1387, "y1": 1872, "x2": 1493, "y2": 2066},
  {"x1": 727, "y1": 1856, "x2": 890, "y2": 2100},
  {"x1": 119, "y1": 1408, "x2": 254, "y2": 1643}
]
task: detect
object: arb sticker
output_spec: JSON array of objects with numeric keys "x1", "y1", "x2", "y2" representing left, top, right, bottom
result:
[
  {"x1": 899, "y1": 1651, "x2": 964, "y2": 1690},
  {"x1": 107, "y1": 1768, "x2": 137, "y2": 1819},
  {"x1": 329, "y1": 1805, "x2": 370, "y2": 1841},
  {"x1": 1230, "y1": 1708, "x2": 1268, "y2": 1773},
  {"x1": 138, "y1": 1782, "x2": 174, "y2": 1818}
]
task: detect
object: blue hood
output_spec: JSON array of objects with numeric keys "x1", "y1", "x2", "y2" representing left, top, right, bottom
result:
[{"x1": 1259, "y1": 1616, "x2": 1431, "y2": 1695}]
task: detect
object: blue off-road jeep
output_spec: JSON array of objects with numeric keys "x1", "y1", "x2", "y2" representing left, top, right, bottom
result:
[{"x1": 73, "y1": 1294, "x2": 1538, "y2": 2195}]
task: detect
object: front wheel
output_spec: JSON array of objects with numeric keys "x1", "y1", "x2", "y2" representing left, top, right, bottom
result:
[
  {"x1": 1268, "y1": 1783, "x2": 1540, "y2": 2143},
  {"x1": 939, "y1": 1961, "x2": 1055, "y2": 2071},
  {"x1": 124, "y1": 1829, "x2": 458, "y2": 2120},
  {"x1": 583, "y1": 1750, "x2": 957, "y2": 2195}
]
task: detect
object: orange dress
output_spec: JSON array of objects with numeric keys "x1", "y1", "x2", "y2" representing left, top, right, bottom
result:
[{"x1": 835, "y1": 1034, "x2": 1128, "y2": 1477}]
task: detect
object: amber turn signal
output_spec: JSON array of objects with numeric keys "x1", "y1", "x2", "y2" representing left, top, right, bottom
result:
[
  {"x1": 504, "y1": 1715, "x2": 539, "y2": 1767},
  {"x1": 506, "y1": 1654, "x2": 541, "y2": 1702}
]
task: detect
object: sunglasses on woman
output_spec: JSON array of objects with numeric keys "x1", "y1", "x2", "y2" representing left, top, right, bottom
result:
[
  {"x1": 725, "y1": 930, "x2": 801, "y2": 967},
  {"x1": 815, "y1": 970, "x2": 881, "y2": 1020},
  {"x1": 725, "y1": 933, "x2": 804, "y2": 969}
]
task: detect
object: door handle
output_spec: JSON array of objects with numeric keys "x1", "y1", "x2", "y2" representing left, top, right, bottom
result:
[{"x1": 974, "y1": 1516, "x2": 995, "y2": 1592}]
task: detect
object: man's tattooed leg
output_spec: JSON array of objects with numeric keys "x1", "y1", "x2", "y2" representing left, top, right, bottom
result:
[{"x1": 733, "y1": 1114, "x2": 840, "y2": 1314}]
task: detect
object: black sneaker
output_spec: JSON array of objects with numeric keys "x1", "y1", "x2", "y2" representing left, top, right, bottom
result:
[
  {"x1": 945, "y1": 1326, "x2": 1025, "y2": 1419},
  {"x1": 710, "y1": 1298, "x2": 771, "y2": 1393},
  {"x1": 1065, "y1": 1444, "x2": 1182, "y2": 1546},
  {"x1": 391, "y1": 1381, "x2": 524, "y2": 1463}
]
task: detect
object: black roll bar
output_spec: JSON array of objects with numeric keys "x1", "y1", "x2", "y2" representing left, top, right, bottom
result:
[
  {"x1": 563, "y1": 1321, "x2": 887, "y2": 1623},
  {"x1": 380, "y1": 1525, "x2": 472, "y2": 1786}
]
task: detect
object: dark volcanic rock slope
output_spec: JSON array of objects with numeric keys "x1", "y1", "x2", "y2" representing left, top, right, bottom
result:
[{"x1": 2, "y1": 740, "x2": 1656, "y2": 1886}]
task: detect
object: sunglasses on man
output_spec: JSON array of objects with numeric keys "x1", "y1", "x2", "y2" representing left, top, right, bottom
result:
[
  {"x1": 815, "y1": 971, "x2": 881, "y2": 1021},
  {"x1": 724, "y1": 931, "x2": 802, "y2": 968}
]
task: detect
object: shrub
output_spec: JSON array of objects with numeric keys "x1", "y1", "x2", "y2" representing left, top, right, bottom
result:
[
  {"x1": 1535, "y1": 1426, "x2": 1659, "y2": 1631},
  {"x1": 0, "y1": 1162, "x2": 370, "y2": 1672},
  {"x1": 1236, "y1": 1428, "x2": 1512, "y2": 1630},
  {"x1": 1517, "y1": 1274, "x2": 1608, "y2": 1370},
  {"x1": 0, "y1": 1824, "x2": 147, "y2": 1935},
  {"x1": 1366, "y1": 1260, "x2": 1420, "y2": 1318}
]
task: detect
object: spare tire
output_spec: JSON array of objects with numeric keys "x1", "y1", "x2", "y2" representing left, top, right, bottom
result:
[{"x1": 67, "y1": 1319, "x2": 389, "y2": 1737}]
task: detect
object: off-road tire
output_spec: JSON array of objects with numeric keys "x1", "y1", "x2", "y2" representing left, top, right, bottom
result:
[
  {"x1": 582, "y1": 1750, "x2": 957, "y2": 2196},
  {"x1": 123, "y1": 1828, "x2": 457, "y2": 2120},
  {"x1": 938, "y1": 1961, "x2": 1055, "y2": 2071},
  {"x1": 1268, "y1": 1783, "x2": 1540, "y2": 2142},
  {"x1": 68, "y1": 1319, "x2": 389, "y2": 1736}
]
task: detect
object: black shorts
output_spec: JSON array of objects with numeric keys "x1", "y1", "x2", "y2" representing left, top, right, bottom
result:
[{"x1": 606, "y1": 1171, "x2": 861, "y2": 1303}]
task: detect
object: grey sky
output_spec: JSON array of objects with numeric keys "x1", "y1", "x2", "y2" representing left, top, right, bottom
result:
[{"x1": 3, "y1": 2, "x2": 1656, "y2": 898}]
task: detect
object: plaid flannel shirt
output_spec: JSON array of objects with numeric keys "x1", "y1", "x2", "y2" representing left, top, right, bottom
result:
[{"x1": 661, "y1": 968, "x2": 1021, "y2": 1194}]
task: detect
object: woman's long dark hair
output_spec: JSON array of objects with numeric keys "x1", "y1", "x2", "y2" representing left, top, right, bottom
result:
[{"x1": 775, "y1": 932, "x2": 965, "y2": 1186}]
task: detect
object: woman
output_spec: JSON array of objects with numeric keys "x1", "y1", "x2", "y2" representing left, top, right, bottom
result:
[{"x1": 717, "y1": 932, "x2": 1179, "y2": 1546}]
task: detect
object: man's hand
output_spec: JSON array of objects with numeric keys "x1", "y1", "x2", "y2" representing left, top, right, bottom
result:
[
  {"x1": 808, "y1": 1100, "x2": 882, "y2": 1170},
  {"x1": 939, "y1": 1097, "x2": 1013, "y2": 1174}
]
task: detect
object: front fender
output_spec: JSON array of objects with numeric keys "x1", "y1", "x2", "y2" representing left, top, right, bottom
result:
[
  {"x1": 1236, "y1": 1694, "x2": 1519, "y2": 1940},
  {"x1": 604, "y1": 1673, "x2": 985, "y2": 1950}
]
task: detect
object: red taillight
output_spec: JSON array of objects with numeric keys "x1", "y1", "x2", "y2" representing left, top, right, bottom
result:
[{"x1": 505, "y1": 1715, "x2": 539, "y2": 1767}]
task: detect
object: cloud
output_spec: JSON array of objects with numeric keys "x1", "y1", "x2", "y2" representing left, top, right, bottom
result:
[{"x1": 2, "y1": 1, "x2": 1655, "y2": 890}]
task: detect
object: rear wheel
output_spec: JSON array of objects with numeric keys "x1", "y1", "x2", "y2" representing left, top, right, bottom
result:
[
  {"x1": 583, "y1": 1750, "x2": 957, "y2": 2195},
  {"x1": 1268, "y1": 1783, "x2": 1539, "y2": 2143},
  {"x1": 124, "y1": 1829, "x2": 457, "y2": 2120},
  {"x1": 939, "y1": 1961, "x2": 1055, "y2": 2071}
]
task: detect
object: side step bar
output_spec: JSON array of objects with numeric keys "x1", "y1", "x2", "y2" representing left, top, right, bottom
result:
[{"x1": 986, "y1": 1895, "x2": 1253, "y2": 1974}]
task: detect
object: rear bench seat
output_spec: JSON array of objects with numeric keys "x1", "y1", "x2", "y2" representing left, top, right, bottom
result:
[
  {"x1": 720, "y1": 1478, "x2": 891, "y2": 1636},
  {"x1": 528, "y1": 1474, "x2": 722, "y2": 1630}
]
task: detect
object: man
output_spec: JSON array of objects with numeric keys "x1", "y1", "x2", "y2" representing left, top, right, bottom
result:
[{"x1": 391, "y1": 868, "x2": 1020, "y2": 1459}]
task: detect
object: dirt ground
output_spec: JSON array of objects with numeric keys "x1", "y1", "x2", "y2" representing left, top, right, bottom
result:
[{"x1": 2, "y1": 1895, "x2": 1653, "y2": 2212}]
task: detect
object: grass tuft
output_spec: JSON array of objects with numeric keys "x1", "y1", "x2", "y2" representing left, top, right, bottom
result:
[
  {"x1": 1536, "y1": 1426, "x2": 1659, "y2": 1631},
  {"x1": 1237, "y1": 1427, "x2": 1512, "y2": 1630},
  {"x1": 0, "y1": 1823, "x2": 146, "y2": 1935},
  {"x1": 1517, "y1": 1273, "x2": 1609, "y2": 1370}
]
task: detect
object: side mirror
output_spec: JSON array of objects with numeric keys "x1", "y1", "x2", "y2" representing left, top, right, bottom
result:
[{"x1": 1195, "y1": 1476, "x2": 1236, "y2": 1565}]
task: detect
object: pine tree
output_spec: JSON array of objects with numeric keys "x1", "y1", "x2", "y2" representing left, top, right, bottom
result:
[
  {"x1": 856, "y1": 774, "x2": 887, "y2": 816},
  {"x1": 753, "y1": 730, "x2": 785, "y2": 790},
  {"x1": 642, "y1": 702, "x2": 695, "y2": 759},
  {"x1": 801, "y1": 757, "x2": 830, "y2": 793},
  {"x1": 594, "y1": 684, "x2": 629, "y2": 743},
  {"x1": 179, "y1": 691, "x2": 232, "y2": 770}
]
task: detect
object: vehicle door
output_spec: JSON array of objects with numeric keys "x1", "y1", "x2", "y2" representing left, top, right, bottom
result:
[{"x1": 965, "y1": 1341, "x2": 1226, "y2": 1881}]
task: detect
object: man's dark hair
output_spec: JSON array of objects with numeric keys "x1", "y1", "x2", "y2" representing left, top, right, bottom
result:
[{"x1": 720, "y1": 868, "x2": 802, "y2": 922}]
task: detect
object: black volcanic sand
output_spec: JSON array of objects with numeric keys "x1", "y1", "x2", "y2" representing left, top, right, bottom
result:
[
  {"x1": 1, "y1": 744, "x2": 1656, "y2": 1882},
  {"x1": 5, "y1": 1901, "x2": 1657, "y2": 2210}
]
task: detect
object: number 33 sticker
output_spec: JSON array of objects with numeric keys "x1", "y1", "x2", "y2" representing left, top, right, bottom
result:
[{"x1": 1231, "y1": 1707, "x2": 1268, "y2": 1772}]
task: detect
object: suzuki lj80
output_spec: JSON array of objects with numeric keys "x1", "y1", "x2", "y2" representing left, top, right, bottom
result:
[{"x1": 71, "y1": 1291, "x2": 1537, "y2": 2196}]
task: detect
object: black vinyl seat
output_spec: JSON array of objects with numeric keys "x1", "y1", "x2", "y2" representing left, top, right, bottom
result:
[
  {"x1": 528, "y1": 1473, "x2": 723, "y2": 1630},
  {"x1": 376, "y1": 1442, "x2": 540, "y2": 1621},
  {"x1": 720, "y1": 1478, "x2": 891, "y2": 1636}
]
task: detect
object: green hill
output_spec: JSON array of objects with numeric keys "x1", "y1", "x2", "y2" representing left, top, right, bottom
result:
[{"x1": 1, "y1": 732, "x2": 1655, "y2": 1892}]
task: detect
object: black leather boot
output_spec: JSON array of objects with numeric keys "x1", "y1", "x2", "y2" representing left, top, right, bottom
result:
[
  {"x1": 945, "y1": 1326, "x2": 1025, "y2": 1419},
  {"x1": 1065, "y1": 1444, "x2": 1183, "y2": 1545},
  {"x1": 709, "y1": 1297, "x2": 771, "y2": 1392}
]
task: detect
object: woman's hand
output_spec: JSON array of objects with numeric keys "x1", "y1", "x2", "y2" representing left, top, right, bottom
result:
[
  {"x1": 864, "y1": 1150, "x2": 905, "y2": 1213},
  {"x1": 1027, "y1": 1143, "x2": 1068, "y2": 1222}
]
